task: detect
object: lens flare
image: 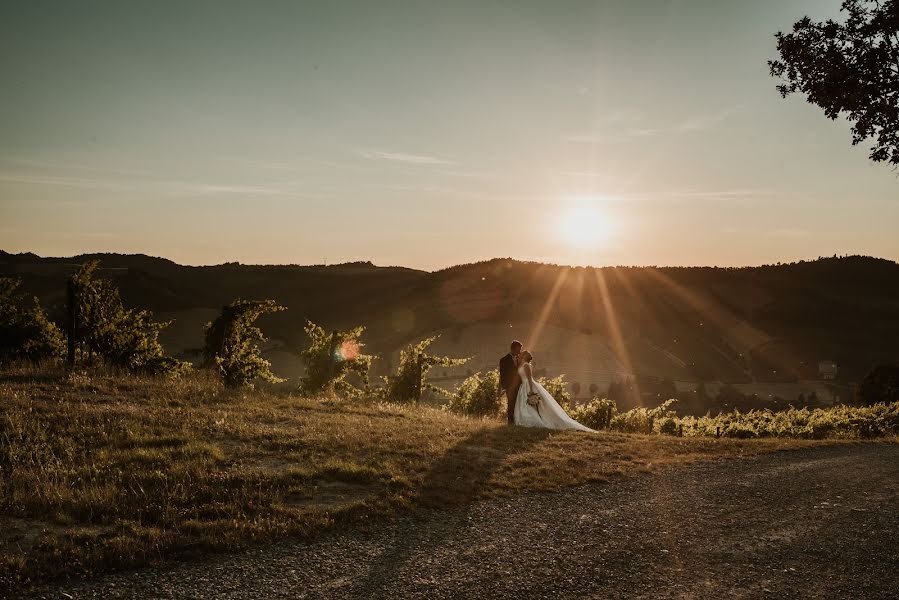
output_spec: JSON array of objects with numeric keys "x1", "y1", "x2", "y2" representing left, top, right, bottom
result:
[{"x1": 334, "y1": 339, "x2": 360, "y2": 362}]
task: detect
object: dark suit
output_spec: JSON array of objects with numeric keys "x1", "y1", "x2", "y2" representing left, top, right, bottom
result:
[{"x1": 499, "y1": 353, "x2": 521, "y2": 424}]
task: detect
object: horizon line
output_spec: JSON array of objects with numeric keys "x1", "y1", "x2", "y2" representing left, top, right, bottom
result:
[{"x1": 2, "y1": 248, "x2": 895, "y2": 274}]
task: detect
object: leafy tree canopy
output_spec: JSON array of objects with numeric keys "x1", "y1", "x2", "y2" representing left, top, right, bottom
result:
[
  {"x1": 69, "y1": 261, "x2": 188, "y2": 375},
  {"x1": 299, "y1": 320, "x2": 373, "y2": 397},
  {"x1": 770, "y1": 0, "x2": 899, "y2": 166},
  {"x1": 378, "y1": 335, "x2": 469, "y2": 403},
  {"x1": 0, "y1": 277, "x2": 65, "y2": 364},
  {"x1": 204, "y1": 299, "x2": 286, "y2": 387}
]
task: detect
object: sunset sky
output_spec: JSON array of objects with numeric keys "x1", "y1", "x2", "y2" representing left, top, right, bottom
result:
[{"x1": 1, "y1": 0, "x2": 897, "y2": 270}]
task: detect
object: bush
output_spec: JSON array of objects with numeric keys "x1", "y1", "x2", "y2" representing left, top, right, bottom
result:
[
  {"x1": 446, "y1": 369, "x2": 501, "y2": 417},
  {"x1": 655, "y1": 416, "x2": 679, "y2": 436},
  {"x1": 611, "y1": 399, "x2": 678, "y2": 434},
  {"x1": 68, "y1": 262, "x2": 189, "y2": 376},
  {"x1": 204, "y1": 299, "x2": 285, "y2": 387},
  {"x1": 378, "y1": 336, "x2": 468, "y2": 403},
  {"x1": 0, "y1": 278, "x2": 64, "y2": 364},
  {"x1": 569, "y1": 398, "x2": 617, "y2": 430},
  {"x1": 666, "y1": 402, "x2": 899, "y2": 439},
  {"x1": 539, "y1": 374, "x2": 573, "y2": 411},
  {"x1": 299, "y1": 320, "x2": 372, "y2": 397},
  {"x1": 857, "y1": 363, "x2": 899, "y2": 405}
]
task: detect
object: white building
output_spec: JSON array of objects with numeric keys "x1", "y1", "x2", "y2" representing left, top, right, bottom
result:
[{"x1": 818, "y1": 360, "x2": 838, "y2": 380}]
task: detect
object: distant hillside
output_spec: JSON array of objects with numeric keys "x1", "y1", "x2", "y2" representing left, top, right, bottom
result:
[{"x1": 2, "y1": 251, "x2": 898, "y2": 388}]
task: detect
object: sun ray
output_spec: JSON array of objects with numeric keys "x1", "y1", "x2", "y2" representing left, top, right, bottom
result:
[
  {"x1": 528, "y1": 267, "x2": 570, "y2": 351},
  {"x1": 641, "y1": 268, "x2": 759, "y2": 379},
  {"x1": 593, "y1": 267, "x2": 642, "y2": 403}
]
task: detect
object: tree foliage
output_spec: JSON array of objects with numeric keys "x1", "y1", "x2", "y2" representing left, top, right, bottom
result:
[
  {"x1": 69, "y1": 262, "x2": 187, "y2": 375},
  {"x1": 539, "y1": 374, "x2": 573, "y2": 411},
  {"x1": 378, "y1": 336, "x2": 468, "y2": 403},
  {"x1": 769, "y1": 0, "x2": 899, "y2": 165},
  {"x1": 446, "y1": 368, "x2": 502, "y2": 417},
  {"x1": 570, "y1": 398, "x2": 617, "y2": 430},
  {"x1": 857, "y1": 363, "x2": 899, "y2": 405},
  {"x1": 299, "y1": 320, "x2": 373, "y2": 397},
  {"x1": 0, "y1": 277, "x2": 65, "y2": 364},
  {"x1": 610, "y1": 399, "x2": 679, "y2": 434},
  {"x1": 204, "y1": 299, "x2": 286, "y2": 387}
]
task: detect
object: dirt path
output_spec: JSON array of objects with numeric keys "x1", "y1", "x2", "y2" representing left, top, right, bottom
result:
[{"x1": 26, "y1": 444, "x2": 899, "y2": 599}]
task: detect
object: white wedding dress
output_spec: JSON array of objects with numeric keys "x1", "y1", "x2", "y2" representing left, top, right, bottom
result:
[{"x1": 513, "y1": 365, "x2": 595, "y2": 432}]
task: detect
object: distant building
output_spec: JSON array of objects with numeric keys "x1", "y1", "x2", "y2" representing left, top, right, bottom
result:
[{"x1": 818, "y1": 360, "x2": 838, "y2": 380}]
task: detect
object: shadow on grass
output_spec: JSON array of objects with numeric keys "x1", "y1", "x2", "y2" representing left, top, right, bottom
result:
[
  {"x1": 0, "y1": 371, "x2": 62, "y2": 385},
  {"x1": 354, "y1": 424, "x2": 554, "y2": 594}
]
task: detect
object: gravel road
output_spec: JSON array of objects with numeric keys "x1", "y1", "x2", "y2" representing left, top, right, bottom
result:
[{"x1": 25, "y1": 444, "x2": 899, "y2": 600}]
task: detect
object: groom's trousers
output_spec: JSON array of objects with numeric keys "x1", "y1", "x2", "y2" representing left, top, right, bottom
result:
[{"x1": 506, "y1": 384, "x2": 520, "y2": 424}]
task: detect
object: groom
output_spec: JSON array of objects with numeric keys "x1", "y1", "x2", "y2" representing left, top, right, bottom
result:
[{"x1": 498, "y1": 340, "x2": 523, "y2": 424}]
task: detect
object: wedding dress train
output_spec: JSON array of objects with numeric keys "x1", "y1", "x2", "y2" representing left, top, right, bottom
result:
[{"x1": 513, "y1": 366, "x2": 595, "y2": 432}]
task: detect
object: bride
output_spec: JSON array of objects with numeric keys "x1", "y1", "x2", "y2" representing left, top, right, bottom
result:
[{"x1": 513, "y1": 350, "x2": 595, "y2": 432}]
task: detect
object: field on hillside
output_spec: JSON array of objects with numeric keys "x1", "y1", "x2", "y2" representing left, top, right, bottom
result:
[
  {"x1": 0, "y1": 367, "x2": 832, "y2": 592},
  {"x1": 5, "y1": 252, "x2": 899, "y2": 385}
]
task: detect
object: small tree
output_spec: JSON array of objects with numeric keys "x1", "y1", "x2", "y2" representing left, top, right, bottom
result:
[
  {"x1": 857, "y1": 363, "x2": 899, "y2": 404},
  {"x1": 204, "y1": 299, "x2": 286, "y2": 387},
  {"x1": 446, "y1": 369, "x2": 502, "y2": 417},
  {"x1": 67, "y1": 261, "x2": 188, "y2": 375},
  {"x1": 769, "y1": 1, "x2": 899, "y2": 166},
  {"x1": 0, "y1": 277, "x2": 65, "y2": 364},
  {"x1": 379, "y1": 336, "x2": 468, "y2": 403},
  {"x1": 588, "y1": 383, "x2": 600, "y2": 397},
  {"x1": 299, "y1": 320, "x2": 372, "y2": 397},
  {"x1": 571, "y1": 381, "x2": 582, "y2": 399}
]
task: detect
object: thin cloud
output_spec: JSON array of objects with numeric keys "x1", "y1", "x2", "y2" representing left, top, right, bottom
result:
[
  {"x1": 675, "y1": 104, "x2": 746, "y2": 133},
  {"x1": 567, "y1": 104, "x2": 746, "y2": 144},
  {"x1": 0, "y1": 173, "x2": 134, "y2": 190},
  {"x1": 173, "y1": 183, "x2": 288, "y2": 196},
  {"x1": 668, "y1": 188, "x2": 773, "y2": 199},
  {"x1": 357, "y1": 149, "x2": 457, "y2": 166},
  {"x1": 558, "y1": 169, "x2": 613, "y2": 178},
  {"x1": 1, "y1": 156, "x2": 151, "y2": 176},
  {"x1": 0, "y1": 171, "x2": 301, "y2": 198}
]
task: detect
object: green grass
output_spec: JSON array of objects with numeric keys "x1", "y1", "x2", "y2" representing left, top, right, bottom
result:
[{"x1": 0, "y1": 367, "x2": 847, "y2": 592}]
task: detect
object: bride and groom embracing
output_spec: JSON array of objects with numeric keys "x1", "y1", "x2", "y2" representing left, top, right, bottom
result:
[{"x1": 498, "y1": 340, "x2": 595, "y2": 432}]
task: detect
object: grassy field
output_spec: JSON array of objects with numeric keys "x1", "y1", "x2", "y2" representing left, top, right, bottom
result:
[{"x1": 0, "y1": 368, "x2": 846, "y2": 592}]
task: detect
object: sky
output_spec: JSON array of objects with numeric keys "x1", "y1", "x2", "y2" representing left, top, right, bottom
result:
[{"x1": 1, "y1": 0, "x2": 897, "y2": 270}]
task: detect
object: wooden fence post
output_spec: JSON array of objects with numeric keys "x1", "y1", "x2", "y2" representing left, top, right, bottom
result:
[
  {"x1": 327, "y1": 331, "x2": 338, "y2": 384},
  {"x1": 413, "y1": 353, "x2": 423, "y2": 402},
  {"x1": 65, "y1": 277, "x2": 77, "y2": 368}
]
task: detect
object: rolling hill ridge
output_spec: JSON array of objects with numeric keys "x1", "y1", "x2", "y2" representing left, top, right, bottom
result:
[{"x1": 2, "y1": 251, "x2": 897, "y2": 392}]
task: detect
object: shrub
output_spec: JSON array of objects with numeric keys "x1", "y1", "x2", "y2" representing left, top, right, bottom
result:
[
  {"x1": 570, "y1": 398, "x2": 617, "y2": 430},
  {"x1": 446, "y1": 369, "x2": 501, "y2": 417},
  {"x1": 611, "y1": 399, "x2": 678, "y2": 434},
  {"x1": 666, "y1": 402, "x2": 899, "y2": 439},
  {"x1": 723, "y1": 421, "x2": 758, "y2": 439},
  {"x1": 378, "y1": 336, "x2": 468, "y2": 403},
  {"x1": 857, "y1": 363, "x2": 899, "y2": 405},
  {"x1": 655, "y1": 416, "x2": 679, "y2": 436},
  {"x1": 0, "y1": 278, "x2": 65, "y2": 364},
  {"x1": 299, "y1": 320, "x2": 372, "y2": 397},
  {"x1": 539, "y1": 374, "x2": 573, "y2": 411},
  {"x1": 204, "y1": 299, "x2": 286, "y2": 387},
  {"x1": 67, "y1": 262, "x2": 189, "y2": 376}
]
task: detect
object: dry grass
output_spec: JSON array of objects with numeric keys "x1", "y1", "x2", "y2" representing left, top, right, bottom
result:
[{"x1": 0, "y1": 366, "x2": 835, "y2": 592}]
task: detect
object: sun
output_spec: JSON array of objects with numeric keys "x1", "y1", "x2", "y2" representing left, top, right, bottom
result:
[{"x1": 557, "y1": 198, "x2": 615, "y2": 249}]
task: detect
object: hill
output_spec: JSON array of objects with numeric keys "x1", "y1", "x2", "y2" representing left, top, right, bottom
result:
[{"x1": 2, "y1": 251, "x2": 898, "y2": 393}]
